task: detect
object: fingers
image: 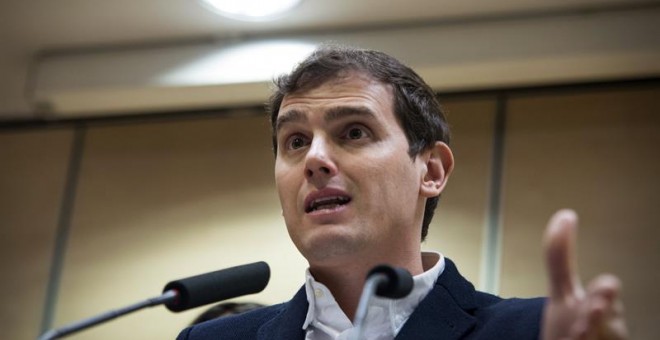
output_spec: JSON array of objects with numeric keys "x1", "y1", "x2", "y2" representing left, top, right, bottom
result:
[
  {"x1": 570, "y1": 274, "x2": 628, "y2": 340},
  {"x1": 541, "y1": 210, "x2": 629, "y2": 340},
  {"x1": 543, "y1": 209, "x2": 583, "y2": 300},
  {"x1": 590, "y1": 275, "x2": 627, "y2": 339}
]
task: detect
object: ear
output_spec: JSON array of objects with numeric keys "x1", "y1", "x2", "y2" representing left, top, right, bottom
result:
[{"x1": 419, "y1": 142, "x2": 454, "y2": 198}]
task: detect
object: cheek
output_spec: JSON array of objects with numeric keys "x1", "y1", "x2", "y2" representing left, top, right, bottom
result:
[
  {"x1": 275, "y1": 169, "x2": 299, "y2": 211},
  {"x1": 369, "y1": 157, "x2": 420, "y2": 205}
]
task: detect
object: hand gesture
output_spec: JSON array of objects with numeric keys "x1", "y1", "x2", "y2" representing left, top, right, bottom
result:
[{"x1": 541, "y1": 209, "x2": 628, "y2": 340}]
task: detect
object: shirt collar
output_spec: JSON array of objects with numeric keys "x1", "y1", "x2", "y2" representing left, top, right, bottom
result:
[{"x1": 302, "y1": 251, "x2": 445, "y2": 337}]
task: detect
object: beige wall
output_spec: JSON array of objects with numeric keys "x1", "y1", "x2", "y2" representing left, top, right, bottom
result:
[
  {"x1": 1, "y1": 82, "x2": 658, "y2": 339},
  {"x1": 499, "y1": 87, "x2": 660, "y2": 339},
  {"x1": 55, "y1": 115, "x2": 307, "y2": 338},
  {"x1": 0, "y1": 128, "x2": 74, "y2": 340},
  {"x1": 425, "y1": 96, "x2": 497, "y2": 288}
]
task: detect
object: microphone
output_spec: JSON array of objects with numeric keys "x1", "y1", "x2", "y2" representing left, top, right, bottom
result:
[
  {"x1": 164, "y1": 261, "x2": 270, "y2": 312},
  {"x1": 38, "y1": 261, "x2": 270, "y2": 340},
  {"x1": 352, "y1": 265, "x2": 413, "y2": 340}
]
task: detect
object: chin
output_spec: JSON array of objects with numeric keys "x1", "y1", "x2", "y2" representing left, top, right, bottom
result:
[{"x1": 300, "y1": 229, "x2": 366, "y2": 265}]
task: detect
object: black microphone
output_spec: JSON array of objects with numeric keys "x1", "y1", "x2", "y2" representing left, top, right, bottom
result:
[
  {"x1": 352, "y1": 265, "x2": 414, "y2": 340},
  {"x1": 164, "y1": 261, "x2": 270, "y2": 312},
  {"x1": 38, "y1": 261, "x2": 270, "y2": 340},
  {"x1": 367, "y1": 265, "x2": 414, "y2": 299}
]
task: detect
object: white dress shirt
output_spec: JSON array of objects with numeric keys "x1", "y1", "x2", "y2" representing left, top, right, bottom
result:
[{"x1": 302, "y1": 252, "x2": 445, "y2": 340}]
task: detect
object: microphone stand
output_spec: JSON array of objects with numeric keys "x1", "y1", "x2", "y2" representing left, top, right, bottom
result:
[
  {"x1": 351, "y1": 265, "x2": 414, "y2": 340},
  {"x1": 38, "y1": 290, "x2": 178, "y2": 340},
  {"x1": 352, "y1": 273, "x2": 388, "y2": 340},
  {"x1": 38, "y1": 261, "x2": 270, "y2": 340}
]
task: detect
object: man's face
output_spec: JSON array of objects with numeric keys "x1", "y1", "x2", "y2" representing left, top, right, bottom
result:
[{"x1": 274, "y1": 72, "x2": 428, "y2": 267}]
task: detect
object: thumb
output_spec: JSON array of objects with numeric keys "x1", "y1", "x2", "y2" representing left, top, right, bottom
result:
[{"x1": 543, "y1": 209, "x2": 583, "y2": 300}]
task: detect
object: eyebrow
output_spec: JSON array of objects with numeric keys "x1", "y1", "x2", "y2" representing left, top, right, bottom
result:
[
  {"x1": 275, "y1": 109, "x2": 307, "y2": 134},
  {"x1": 324, "y1": 106, "x2": 377, "y2": 123},
  {"x1": 275, "y1": 106, "x2": 377, "y2": 133}
]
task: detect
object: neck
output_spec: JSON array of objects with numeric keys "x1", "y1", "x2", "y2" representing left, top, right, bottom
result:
[{"x1": 309, "y1": 250, "x2": 424, "y2": 320}]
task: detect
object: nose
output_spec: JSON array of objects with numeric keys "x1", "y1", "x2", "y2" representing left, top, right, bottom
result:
[{"x1": 305, "y1": 137, "x2": 338, "y2": 181}]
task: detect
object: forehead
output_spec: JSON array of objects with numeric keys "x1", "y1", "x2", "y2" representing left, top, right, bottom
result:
[{"x1": 279, "y1": 72, "x2": 394, "y2": 113}]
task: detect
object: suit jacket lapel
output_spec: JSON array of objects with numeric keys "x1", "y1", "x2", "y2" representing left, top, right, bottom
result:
[
  {"x1": 257, "y1": 287, "x2": 308, "y2": 340},
  {"x1": 396, "y1": 259, "x2": 478, "y2": 340},
  {"x1": 256, "y1": 259, "x2": 477, "y2": 340}
]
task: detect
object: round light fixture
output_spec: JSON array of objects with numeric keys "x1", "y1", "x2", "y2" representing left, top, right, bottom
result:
[{"x1": 199, "y1": 0, "x2": 302, "y2": 21}]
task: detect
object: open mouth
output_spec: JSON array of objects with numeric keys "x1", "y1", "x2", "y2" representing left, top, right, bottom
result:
[{"x1": 305, "y1": 196, "x2": 352, "y2": 213}]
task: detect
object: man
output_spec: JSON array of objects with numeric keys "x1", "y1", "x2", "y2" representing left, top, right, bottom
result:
[{"x1": 177, "y1": 46, "x2": 627, "y2": 339}]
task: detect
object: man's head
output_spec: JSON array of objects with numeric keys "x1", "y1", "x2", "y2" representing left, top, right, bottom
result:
[{"x1": 269, "y1": 46, "x2": 451, "y2": 242}]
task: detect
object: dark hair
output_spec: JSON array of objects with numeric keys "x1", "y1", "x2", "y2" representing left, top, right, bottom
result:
[{"x1": 268, "y1": 45, "x2": 451, "y2": 241}]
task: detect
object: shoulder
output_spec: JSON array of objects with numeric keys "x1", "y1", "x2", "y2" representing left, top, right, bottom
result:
[
  {"x1": 417, "y1": 258, "x2": 545, "y2": 339},
  {"x1": 472, "y1": 291, "x2": 546, "y2": 338},
  {"x1": 473, "y1": 290, "x2": 545, "y2": 321},
  {"x1": 176, "y1": 287, "x2": 309, "y2": 340},
  {"x1": 176, "y1": 303, "x2": 287, "y2": 340}
]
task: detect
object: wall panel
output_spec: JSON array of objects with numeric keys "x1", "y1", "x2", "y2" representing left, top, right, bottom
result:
[
  {"x1": 426, "y1": 97, "x2": 497, "y2": 288},
  {"x1": 54, "y1": 115, "x2": 307, "y2": 339},
  {"x1": 500, "y1": 86, "x2": 660, "y2": 339},
  {"x1": 0, "y1": 128, "x2": 74, "y2": 339}
]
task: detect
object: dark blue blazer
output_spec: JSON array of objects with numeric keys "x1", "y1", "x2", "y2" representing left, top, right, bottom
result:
[{"x1": 177, "y1": 259, "x2": 545, "y2": 339}]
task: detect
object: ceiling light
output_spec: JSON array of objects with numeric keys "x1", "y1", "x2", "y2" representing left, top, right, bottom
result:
[
  {"x1": 157, "y1": 40, "x2": 317, "y2": 85},
  {"x1": 199, "y1": 0, "x2": 302, "y2": 21}
]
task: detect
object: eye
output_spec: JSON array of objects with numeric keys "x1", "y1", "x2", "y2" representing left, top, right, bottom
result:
[
  {"x1": 343, "y1": 125, "x2": 370, "y2": 140},
  {"x1": 286, "y1": 134, "x2": 310, "y2": 150}
]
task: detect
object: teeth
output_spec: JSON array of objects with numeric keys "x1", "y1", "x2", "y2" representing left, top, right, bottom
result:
[
  {"x1": 316, "y1": 203, "x2": 340, "y2": 210},
  {"x1": 307, "y1": 196, "x2": 350, "y2": 212},
  {"x1": 314, "y1": 196, "x2": 346, "y2": 205}
]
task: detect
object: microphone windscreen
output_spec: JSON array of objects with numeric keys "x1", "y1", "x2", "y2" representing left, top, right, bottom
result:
[
  {"x1": 368, "y1": 265, "x2": 413, "y2": 299},
  {"x1": 163, "y1": 261, "x2": 270, "y2": 312}
]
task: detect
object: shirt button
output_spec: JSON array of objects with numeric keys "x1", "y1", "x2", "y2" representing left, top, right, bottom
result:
[{"x1": 314, "y1": 288, "x2": 324, "y2": 298}]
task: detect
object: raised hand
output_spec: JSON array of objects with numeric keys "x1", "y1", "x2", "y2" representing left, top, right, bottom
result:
[{"x1": 541, "y1": 209, "x2": 628, "y2": 340}]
